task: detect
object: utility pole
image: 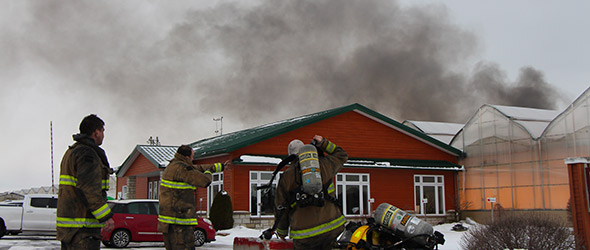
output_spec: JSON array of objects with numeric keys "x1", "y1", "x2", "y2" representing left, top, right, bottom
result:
[
  {"x1": 214, "y1": 116, "x2": 223, "y2": 136},
  {"x1": 50, "y1": 121, "x2": 55, "y2": 194}
]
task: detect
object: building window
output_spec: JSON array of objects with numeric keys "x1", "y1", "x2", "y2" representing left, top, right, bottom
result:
[
  {"x1": 148, "y1": 180, "x2": 159, "y2": 199},
  {"x1": 250, "y1": 171, "x2": 280, "y2": 217},
  {"x1": 336, "y1": 173, "x2": 370, "y2": 216},
  {"x1": 207, "y1": 172, "x2": 223, "y2": 216},
  {"x1": 414, "y1": 175, "x2": 445, "y2": 215},
  {"x1": 121, "y1": 185, "x2": 128, "y2": 200},
  {"x1": 148, "y1": 182, "x2": 153, "y2": 199}
]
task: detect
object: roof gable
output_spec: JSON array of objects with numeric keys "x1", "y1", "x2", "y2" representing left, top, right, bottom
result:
[
  {"x1": 116, "y1": 145, "x2": 177, "y2": 177},
  {"x1": 191, "y1": 103, "x2": 462, "y2": 158}
]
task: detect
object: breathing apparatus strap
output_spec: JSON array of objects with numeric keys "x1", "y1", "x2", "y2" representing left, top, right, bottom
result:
[
  {"x1": 257, "y1": 154, "x2": 297, "y2": 191},
  {"x1": 258, "y1": 154, "x2": 297, "y2": 240}
]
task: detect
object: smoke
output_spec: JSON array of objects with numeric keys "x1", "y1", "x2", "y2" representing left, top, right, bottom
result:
[{"x1": 2, "y1": 0, "x2": 563, "y2": 128}]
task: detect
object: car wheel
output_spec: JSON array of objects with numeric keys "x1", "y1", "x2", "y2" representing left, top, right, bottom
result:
[
  {"x1": 110, "y1": 229, "x2": 131, "y2": 248},
  {"x1": 194, "y1": 228, "x2": 206, "y2": 247},
  {"x1": 0, "y1": 218, "x2": 6, "y2": 239}
]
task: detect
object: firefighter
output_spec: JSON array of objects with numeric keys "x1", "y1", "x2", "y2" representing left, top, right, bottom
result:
[
  {"x1": 274, "y1": 135, "x2": 348, "y2": 250},
  {"x1": 157, "y1": 145, "x2": 227, "y2": 250},
  {"x1": 56, "y1": 114, "x2": 115, "y2": 250}
]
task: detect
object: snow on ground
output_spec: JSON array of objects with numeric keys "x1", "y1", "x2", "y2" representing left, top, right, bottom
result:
[{"x1": 0, "y1": 223, "x2": 469, "y2": 250}]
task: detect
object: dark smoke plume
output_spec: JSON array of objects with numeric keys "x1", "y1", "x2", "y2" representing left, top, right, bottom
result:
[{"x1": 4, "y1": 0, "x2": 562, "y2": 129}]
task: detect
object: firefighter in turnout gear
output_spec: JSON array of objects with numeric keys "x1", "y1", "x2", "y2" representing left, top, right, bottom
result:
[
  {"x1": 158, "y1": 145, "x2": 227, "y2": 250},
  {"x1": 57, "y1": 114, "x2": 115, "y2": 250},
  {"x1": 274, "y1": 135, "x2": 348, "y2": 250}
]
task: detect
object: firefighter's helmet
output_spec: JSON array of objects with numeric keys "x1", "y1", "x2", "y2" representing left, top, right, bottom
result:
[{"x1": 347, "y1": 225, "x2": 380, "y2": 250}]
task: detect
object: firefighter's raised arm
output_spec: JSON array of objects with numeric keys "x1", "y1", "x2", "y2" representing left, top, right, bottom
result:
[{"x1": 314, "y1": 135, "x2": 348, "y2": 181}]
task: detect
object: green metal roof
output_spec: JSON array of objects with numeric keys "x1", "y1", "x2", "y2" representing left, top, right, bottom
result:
[{"x1": 191, "y1": 103, "x2": 462, "y2": 158}]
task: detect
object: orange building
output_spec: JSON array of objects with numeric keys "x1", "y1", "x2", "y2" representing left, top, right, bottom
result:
[{"x1": 116, "y1": 103, "x2": 463, "y2": 228}]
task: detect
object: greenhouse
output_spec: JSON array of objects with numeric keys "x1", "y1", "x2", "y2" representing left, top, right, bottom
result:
[{"x1": 450, "y1": 87, "x2": 590, "y2": 219}]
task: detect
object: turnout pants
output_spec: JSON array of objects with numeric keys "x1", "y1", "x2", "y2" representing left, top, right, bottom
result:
[
  {"x1": 162, "y1": 224, "x2": 195, "y2": 250},
  {"x1": 60, "y1": 228, "x2": 101, "y2": 250}
]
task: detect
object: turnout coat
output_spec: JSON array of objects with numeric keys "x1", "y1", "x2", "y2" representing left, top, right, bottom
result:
[
  {"x1": 274, "y1": 138, "x2": 348, "y2": 242},
  {"x1": 157, "y1": 153, "x2": 223, "y2": 232},
  {"x1": 56, "y1": 134, "x2": 113, "y2": 243}
]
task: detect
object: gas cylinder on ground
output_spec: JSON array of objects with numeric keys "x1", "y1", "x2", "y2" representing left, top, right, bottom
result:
[
  {"x1": 298, "y1": 144, "x2": 322, "y2": 195},
  {"x1": 373, "y1": 203, "x2": 433, "y2": 246}
]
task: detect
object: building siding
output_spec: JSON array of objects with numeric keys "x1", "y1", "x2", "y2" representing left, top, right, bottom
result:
[
  {"x1": 121, "y1": 108, "x2": 460, "y2": 226},
  {"x1": 125, "y1": 154, "x2": 160, "y2": 177}
]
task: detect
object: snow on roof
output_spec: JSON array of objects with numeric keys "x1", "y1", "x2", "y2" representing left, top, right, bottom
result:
[
  {"x1": 138, "y1": 145, "x2": 178, "y2": 167},
  {"x1": 403, "y1": 120, "x2": 464, "y2": 144},
  {"x1": 239, "y1": 155, "x2": 283, "y2": 165},
  {"x1": 490, "y1": 105, "x2": 560, "y2": 122},
  {"x1": 404, "y1": 121, "x2": 464, "y2": 135},
  {"x1": 489, "y1": 105, "x2": 561, "y2": 138},
  {"x1": 238, "y1": 155, "x2": 462, "y2": 171}
]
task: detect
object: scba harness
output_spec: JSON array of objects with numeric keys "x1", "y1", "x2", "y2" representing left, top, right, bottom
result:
[
  {"x1": 289, "y1": 176, "x2": 339, "y2": 209},
  {"x1": 258, "y1": 143, "x2": 341, "y2": 240}
]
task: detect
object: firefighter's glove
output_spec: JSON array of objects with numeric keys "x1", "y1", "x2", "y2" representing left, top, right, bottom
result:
[{"x1": 260, "y1": 228, "x2": 275, "y2": 240}]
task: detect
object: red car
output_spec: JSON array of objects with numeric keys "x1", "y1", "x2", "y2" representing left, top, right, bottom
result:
[{"x1": 100, "y1": 199, "x2": 216, "y2": 248}]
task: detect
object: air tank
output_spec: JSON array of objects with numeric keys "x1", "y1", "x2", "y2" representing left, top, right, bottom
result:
[
  {"x1": 373, "y1": 203, "x2": 433, "y2": 246},
  {"x1": 298, "y1": 144, "x2": 322, "y2": 195}
]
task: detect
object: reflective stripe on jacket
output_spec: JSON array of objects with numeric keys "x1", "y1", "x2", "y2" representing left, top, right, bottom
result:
[
  {"x1": 56, "y1": 135, "x2": 113, "y2": 243},
  {"x1": 158, "y1": 215, "x2": 199, "y2": 225},
  {"x1": 158, "y1": 153, "x2": 222, "y2": 230},
  {"x1": 60, "y1": 174, "x2": 109, "y2": 191},
  {"x1": 290, "y1": 215, "x2": 346, "y2": 239}
]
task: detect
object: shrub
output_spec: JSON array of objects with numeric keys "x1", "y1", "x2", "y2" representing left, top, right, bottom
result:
[
  {"x1": 460, "y1": 212, "x2": 578, "y2": 250},
  {"x1": 208, "y1": 190, "x2": 234, "y2": 231}
]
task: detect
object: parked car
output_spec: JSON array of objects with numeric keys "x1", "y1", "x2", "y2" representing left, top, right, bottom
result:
[
  {"x1": 0, "y1": 194, "x2": 58, "y2": 238},
  {"x1": 100, "y1": 199, "x2": 215, "y2": 248}
]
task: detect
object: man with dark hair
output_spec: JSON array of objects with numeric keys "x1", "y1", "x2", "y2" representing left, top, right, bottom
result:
[
  {"x1": 57, "y1": 114, "x2": 115, "y2": 249},
  {"x1": 158, "y1": 145, "x2": 229, "y2": 250}
]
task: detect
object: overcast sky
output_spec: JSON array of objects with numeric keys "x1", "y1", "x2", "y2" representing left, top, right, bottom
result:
[{"x1": 1, "y1": 0, "x2": 588, "y2": 192}]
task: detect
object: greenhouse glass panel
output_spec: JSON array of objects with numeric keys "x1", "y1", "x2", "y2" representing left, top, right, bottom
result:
[
  {"x1": 465, "y1": 167, "x2": 483, "y2": 189},
  {"x1": 547, "y1": 184, "x2": 570, "y2": 209},
  {"x1": 534, "y1": 186, "x2": 545, "y2": 209},
  {"x1": 513, "y1": 163, "x2": 534, "y2": 186},
  {"x1": 497, "y1": 165, "x2": 512, "y2": 188},
  {"x1": 465, "y1": 189, "x2": 483, "y2": 210},
  {"x1": 483, "y1": 168, "x2": 498, "y2": 188},
  {"x1": 450, "y1": 132, "x2": 463, "y2": 149},
  {"x1": 514, "y1": 186, "x2": 535, "y2": 209},
  {"x1": 498, "y1": 187, "x2": 514, "y2": 209}
]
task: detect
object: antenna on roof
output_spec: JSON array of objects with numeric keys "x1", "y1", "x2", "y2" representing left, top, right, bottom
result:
[
  {"x1": 214, "y1": 116, "x2": 223, "y2": 136},
  {"x1": 147, "y1": 136, "x2": 160, "y2": 145}
]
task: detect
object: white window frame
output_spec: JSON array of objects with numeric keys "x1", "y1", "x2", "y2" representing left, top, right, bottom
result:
[
  {"x1": 207, "y1": 172, "x2": 224, "y2": 217},
  {"x1": 121, "y1": 185, "x2": 128, "y2": 200},
  {"x1": 148, "y1": 182, "x2": 153, "y2": 199},
  {"x1": 414, "y1": 175, "x2": 445, "y2": 215},
  {"x1": 149, "y1": 180, "x2": 159, "y2": 199},
  {"x1": 336, "y1": 173, "x2": 371, "y2": 217},
  {"x1": 249, "y1": 171, "x2": 281, "y2": 217}
]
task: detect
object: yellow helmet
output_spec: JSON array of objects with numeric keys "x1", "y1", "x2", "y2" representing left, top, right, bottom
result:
[{"x1": 347, "y1": 225, "x2": 380, "y2": 250}]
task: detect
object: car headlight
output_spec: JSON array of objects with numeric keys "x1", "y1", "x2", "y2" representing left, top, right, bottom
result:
[{"x1": 203, "y1": 218, "x2": 212, "y2": 225}]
